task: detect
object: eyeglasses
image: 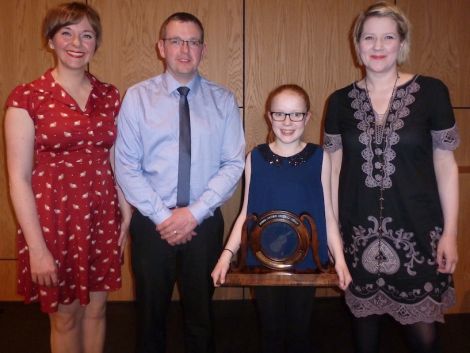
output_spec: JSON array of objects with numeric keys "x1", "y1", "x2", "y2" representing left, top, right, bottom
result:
[
  {"x1": 270, "y1": 112, "x2": 307, "y2": 122},
  {"x1": 163, "y1": 37, "x2": 203, "y2": 49}
]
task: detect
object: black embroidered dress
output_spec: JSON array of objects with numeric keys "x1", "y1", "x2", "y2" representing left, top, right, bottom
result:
[{"x1": 324, "y1": 75, "x2": 459, "y2": 324}]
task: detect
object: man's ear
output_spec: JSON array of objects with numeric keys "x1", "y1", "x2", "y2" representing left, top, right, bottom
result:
[{"x1": 156, "y1": 39, "x2": 166, "y2": 59}]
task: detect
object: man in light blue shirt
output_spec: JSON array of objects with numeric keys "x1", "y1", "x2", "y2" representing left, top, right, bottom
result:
[{"x1": 115, "y1": 12, "x2": 245, "y2": 353}]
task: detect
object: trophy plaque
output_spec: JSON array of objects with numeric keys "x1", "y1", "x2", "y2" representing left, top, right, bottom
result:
[{"x1": 223, "y1": 210, "x2": 338, "y2": 287}]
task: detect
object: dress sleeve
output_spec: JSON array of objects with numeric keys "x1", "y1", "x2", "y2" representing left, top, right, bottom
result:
[
  {"x1": 323, "y1": 91, "x2": 342, "y2": 153},
  {"x1": 4, "y1": 84, "x2": 36, "y2": 119},
  {"x1": 429, "y1": 79, "x2": 460, "y2": 150}
]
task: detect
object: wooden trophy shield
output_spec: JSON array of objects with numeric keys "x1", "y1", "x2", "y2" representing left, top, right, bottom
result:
[{"x1": 224, "y1": 210, "x2": 338, "y2": 287}]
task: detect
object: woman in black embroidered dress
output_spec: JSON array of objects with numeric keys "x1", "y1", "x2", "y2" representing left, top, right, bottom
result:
[{"x1": 323, "y1": 2, "x2": 459, "y2": 353}]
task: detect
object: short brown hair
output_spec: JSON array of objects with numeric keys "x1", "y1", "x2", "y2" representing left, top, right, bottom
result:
[
  {"x1": 159, "y1": 12, "x2": 204, "y2": 43},
  {"x1": 42, "y1": 2, "x2": 102, "y2": 49},
  {"x1": 265, "y1": 84, "x2": 311, "y2": 143},
  {"x1": 352, "y1": 1, "x2": 411, "y2": 65}
]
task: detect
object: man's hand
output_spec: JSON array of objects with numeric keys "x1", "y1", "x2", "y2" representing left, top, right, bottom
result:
[{"x1": 157, "y1": 207, "x2": 198, "y2": 246}]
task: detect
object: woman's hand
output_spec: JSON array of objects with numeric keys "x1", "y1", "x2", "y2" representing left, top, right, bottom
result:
[
  {"x1": 437, "y1": 233, "x2": 458, "y2": 274},
  {"x1": 118, "y1": 214, "x2": 131, "y2": 259},
  {"x1": 29, "y1": 247, "x2": 58, "y2": 287},
  {"x1": 211, "y1": 251, "x2": 232, "y2": 287},
  {"x1": 433, "y1": 149, "x2": 459, "y2": 274},
  {"x1": 335, "y1": 260, "x2": 352, "y2": 291}
]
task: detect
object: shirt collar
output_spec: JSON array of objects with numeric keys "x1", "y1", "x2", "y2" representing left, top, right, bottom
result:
[{"x1": 163, "y1": 71, "x2": 200, "y2": 97}]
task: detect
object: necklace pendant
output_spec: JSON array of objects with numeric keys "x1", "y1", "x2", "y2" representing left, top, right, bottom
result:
[{"x1": 374, "y1": 122, "x2": 385, "y2": 145}]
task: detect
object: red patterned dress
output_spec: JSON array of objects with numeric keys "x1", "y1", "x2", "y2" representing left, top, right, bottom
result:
[{"x1": 6, "y1": 69, "x2": 122, "y2": 313}]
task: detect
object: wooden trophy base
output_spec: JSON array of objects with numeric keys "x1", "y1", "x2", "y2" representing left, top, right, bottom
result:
[
  {"x1": 221, "y1": 268, "x2": 339, "y2": 287},
  {"x1": 223, "y1": 272, "x2": 338, "y2": 287}
]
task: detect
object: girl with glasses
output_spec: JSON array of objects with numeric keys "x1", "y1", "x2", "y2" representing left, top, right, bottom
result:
[{"x1": 212, "y1": 84, "x2": 351, "y2": 353}]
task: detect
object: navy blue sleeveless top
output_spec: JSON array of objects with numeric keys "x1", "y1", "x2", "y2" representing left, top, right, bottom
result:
[{"x1": 246, "y1": 143, "x2": 329, "y2": 270}]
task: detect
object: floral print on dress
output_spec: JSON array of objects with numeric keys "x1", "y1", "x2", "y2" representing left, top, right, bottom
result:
[{"x1": 6, "y1": 69, "x2": 122, "y2": 313}]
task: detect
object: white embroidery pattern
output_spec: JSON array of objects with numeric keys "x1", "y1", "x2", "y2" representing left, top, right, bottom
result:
[
  {"x1": 431, "y1": 124, "x2": 460, "y2": 150},
  {"x1": 347, "y1": 80, "x2": 420, "y2": 189}
]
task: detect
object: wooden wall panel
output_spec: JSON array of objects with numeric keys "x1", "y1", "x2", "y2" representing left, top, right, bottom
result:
[
  {"x1": 454, "y1": 110, "x2": 470, "y2": 167},
  {"x1": 449, "y1": 173, "x2": 470, "y2": 314},
  {"x1": 399, "y1": 0, "x2": 470, "y2": 107},
  {"x1": 0, "y1": 261, "x2": 23, "y2": 300},
  {"x1": 244, "y1": 0, "x2": 370, "y2": 151},
  {"x1": 89, "y1": 0, "x2": 243, "y2": 104}
]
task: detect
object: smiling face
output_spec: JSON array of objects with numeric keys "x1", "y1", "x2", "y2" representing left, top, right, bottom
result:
[
  {"x1": 49, "y1": 17, "x2": 97, "y2": 71},
  {"x1": 358, "y1": 16, "x2": 402, "y2": 74},
  {"x1": 269, "y1": 90, "x2": 311, "y2": 146},
  {"x1": 157, "y1": 20, "x2": 206, "y2": 84}
]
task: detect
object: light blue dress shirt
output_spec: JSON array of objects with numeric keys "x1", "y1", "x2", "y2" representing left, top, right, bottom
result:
[{"x1": 115, "y1": 72, "x2": 245, "y2": 225}]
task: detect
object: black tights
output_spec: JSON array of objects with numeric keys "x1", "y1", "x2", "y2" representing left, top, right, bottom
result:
[
  {"x1": 255, "y1": 286, "x2": 315, "y2": 353},
  {"x1": 352, "y1": 315, "x2": 440, "y2": 353}
]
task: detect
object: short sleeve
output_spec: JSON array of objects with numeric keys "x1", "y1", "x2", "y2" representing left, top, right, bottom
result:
[
  {"x1": 4, "y1": 84, "x2": 36, "y2": 118},
  {"x1": 428, "y1": 79, "x2": 459, "y2": 150},
  {"x1": 323, "y1": 91, "x2": 342, "y2": 153}
]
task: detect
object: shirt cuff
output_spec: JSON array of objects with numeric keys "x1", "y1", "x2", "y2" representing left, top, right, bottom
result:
[
  {"x1": 151, "y1": 207, "x2": 173, "y2": 225},
  {"x1": 188, "y1": 200, "x2": 211, "y2": 225}
]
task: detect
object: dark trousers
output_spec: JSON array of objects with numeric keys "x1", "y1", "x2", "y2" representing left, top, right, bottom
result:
[
  {"x1": 254, "y1": 286, "x2": 316, "y2": 353},
  {"x1": 130, "y1": 209, "x2": 224, "y2": 353}
]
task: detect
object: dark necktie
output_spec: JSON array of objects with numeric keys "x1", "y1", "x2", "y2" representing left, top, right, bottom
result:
[{"x1": 176, "y1": 86, "x2": 191, "y2": 207}]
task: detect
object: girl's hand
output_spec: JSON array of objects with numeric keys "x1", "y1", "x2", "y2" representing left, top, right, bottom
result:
[
  {"x1": 29, "y1": 247, "x2": 58, "y2": 287},
  {"x1": 211, "y1": 251, "x2": 232, "y2": 287},
  {"x1": 335, "y1": 261, "x2": 352, "y2": 291}
]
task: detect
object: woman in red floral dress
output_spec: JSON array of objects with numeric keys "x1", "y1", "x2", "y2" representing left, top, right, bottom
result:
[{"x1": 4, "y1": 3, "x2": 131, "y2": 353}]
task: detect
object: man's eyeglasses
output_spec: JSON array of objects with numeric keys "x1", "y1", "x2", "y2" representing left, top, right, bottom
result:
[
  {"x1": 163, "y1": 37, "x2": 203, "y2": 49},
  {"x1": 270, "y1": 112, "x2": 307, "y2": 122}
]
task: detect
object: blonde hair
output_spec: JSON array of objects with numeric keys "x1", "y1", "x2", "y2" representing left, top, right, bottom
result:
[{"x1": 352, "y1": 1, "x2": 411, "y2": 65}]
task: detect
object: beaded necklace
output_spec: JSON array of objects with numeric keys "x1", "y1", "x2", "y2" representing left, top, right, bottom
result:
[
  {"x1": 364, "y1": 73, "x2": 399, "y2": 144},
  {"x1": 364, "y1": 73, "x2": 399, "y2": 274}
]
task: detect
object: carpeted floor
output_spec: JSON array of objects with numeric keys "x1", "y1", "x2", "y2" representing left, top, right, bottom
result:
[{"x1": 0, "y1": 298, "x2": 469, "y2": 352}]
